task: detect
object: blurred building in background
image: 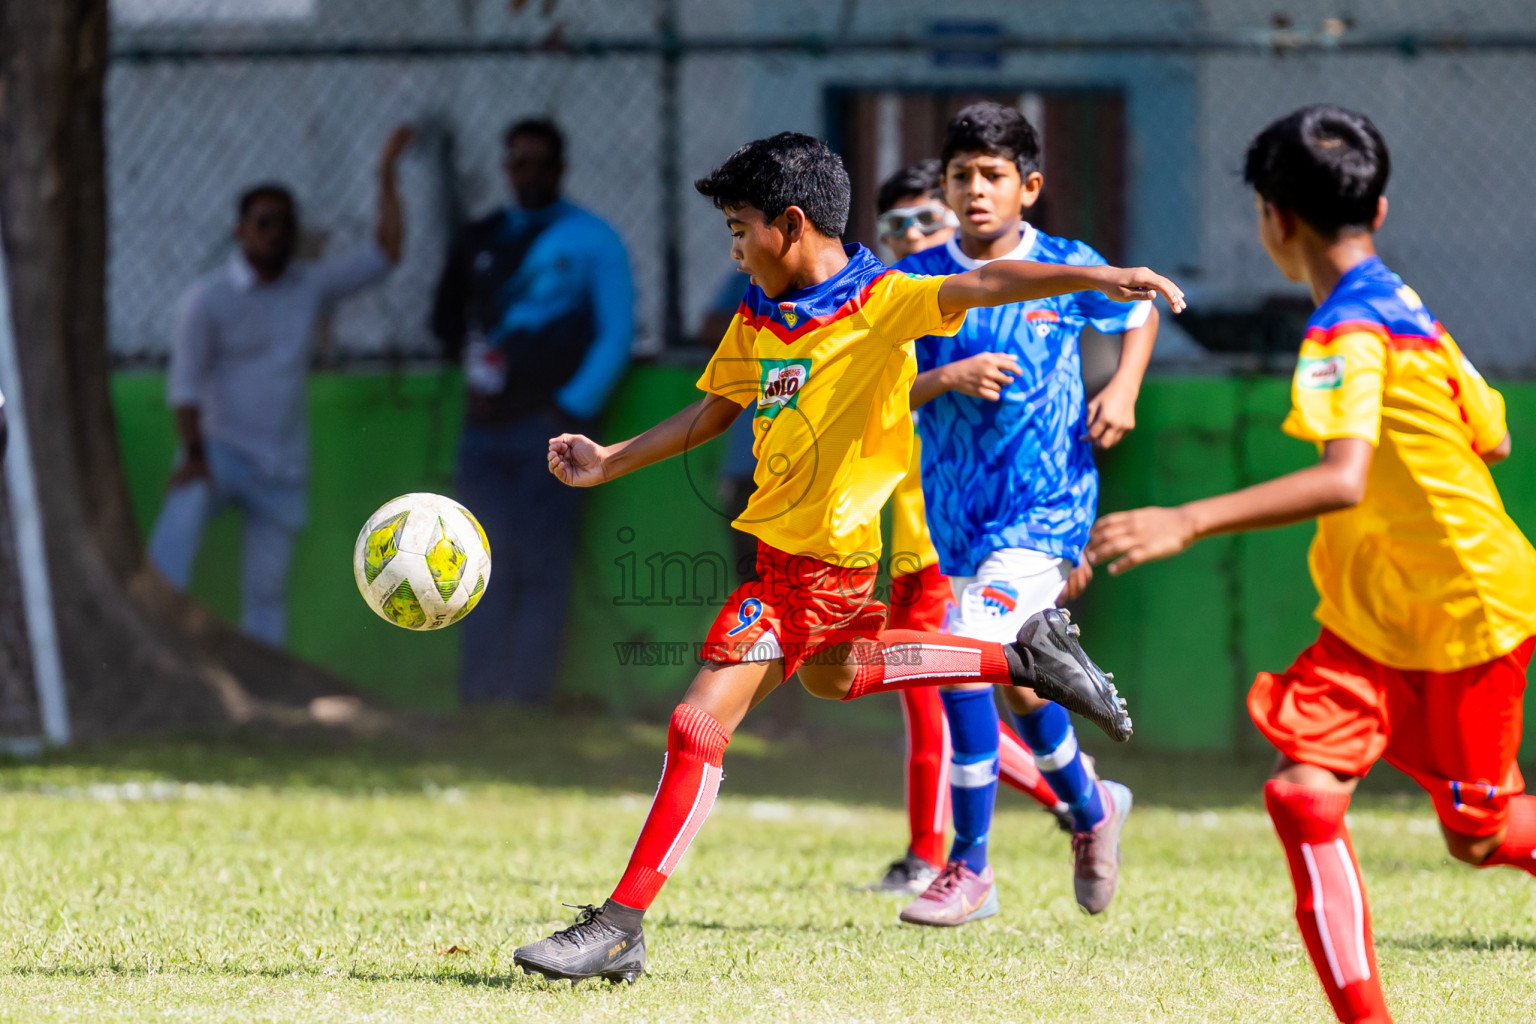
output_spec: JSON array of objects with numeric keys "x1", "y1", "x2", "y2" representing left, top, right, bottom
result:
[
  {"x1": 108, "y1": 0, "x2": 1536, "y2": 371},
  {"x1": 98, "y1": 0, "x2": 1536, "y2": 744}
]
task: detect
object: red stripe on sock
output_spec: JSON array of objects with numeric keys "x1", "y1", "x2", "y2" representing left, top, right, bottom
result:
[
  {"x1": 842, "y1": 630, "x2": 1011, "y2": 701},
  {"x1": 611, "y1": 704, "x2": 729, "y2": 910},
  {"x1": 900, "y1": 687, "x2": 950, "y2": 868},
  {"x1": 1483, "y1": 794, "x2": 1536, "y2": 875},
  {"x1": 1265, "y1": 780, "x2": 1391, "y2": 1024},
  {"x1": 998, "y1": 722, "x2": 1058, "y2": 809}
]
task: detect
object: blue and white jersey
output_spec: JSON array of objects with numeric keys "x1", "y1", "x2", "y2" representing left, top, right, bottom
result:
[{"x1": 897, "y1": 225, "x2": 1150, "y2": 576}]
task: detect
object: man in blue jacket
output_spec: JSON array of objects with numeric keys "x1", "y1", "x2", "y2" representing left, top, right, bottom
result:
[{"x1": 431, "y1": 117, "x2": 635, "y2": 705}]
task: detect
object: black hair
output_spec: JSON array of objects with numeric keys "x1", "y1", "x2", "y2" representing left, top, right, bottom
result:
[
  {"x1": 876, "y1": 159, "x2": 944, "y2": 214},
  {"x1": 1243, "y1": 104, "x2": 1390, "y2": 238},
  {"x1": 941, "y1": 102, "x2": 1041, "y2": 177},
  {"x1": 504, "y1": 117, "x2": 565, "y2": 165},
  {"x1": 694, "y1": 132, "x2": 850, "y2": 238},
  {"x1": 237, "y1": 183, "x2": 295, "y2": 220}
]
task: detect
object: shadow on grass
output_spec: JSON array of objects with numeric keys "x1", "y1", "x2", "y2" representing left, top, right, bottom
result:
[
  {"x1": 1384, "y1": 932, "x2": 1536, "y2": 953},
  {"x1": 0, "y1": 962, "x2": 578, "y2": 991},
  {"x1": 0, "y1": 706, "x2": 1451, "y2": 812}
]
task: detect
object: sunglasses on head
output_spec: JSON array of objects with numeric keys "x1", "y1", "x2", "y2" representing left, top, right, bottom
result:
[{"x1": 878, "y1": 205, "x2": 957, "y2": 239}]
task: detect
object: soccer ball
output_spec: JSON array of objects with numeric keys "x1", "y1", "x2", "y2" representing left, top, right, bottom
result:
[{"x1": 353, "y1": 493, "x2": 492, "y2": 630}]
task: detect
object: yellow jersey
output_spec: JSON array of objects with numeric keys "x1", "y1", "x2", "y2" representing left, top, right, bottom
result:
[
  {"x1": 888, "y1": 432, "x2": 941, "y2": 577},
  {"x1": 1284, "y1": 256, "x2": 1536, "y2": 670},
  {"x1": 698, "y1": 245, "x2": 963, "y2": 562}
]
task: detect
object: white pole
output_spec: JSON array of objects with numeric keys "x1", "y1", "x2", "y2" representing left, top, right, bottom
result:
[{"x1": 0, "y1": 213, "x2": 70, "y2": 746}]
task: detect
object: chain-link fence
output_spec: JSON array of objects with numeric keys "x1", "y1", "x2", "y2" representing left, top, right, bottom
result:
[{"x1": 106, "y1": 0, "x2": 1536, "y2": 372}]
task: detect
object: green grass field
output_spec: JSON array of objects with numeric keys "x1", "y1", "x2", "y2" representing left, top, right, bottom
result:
[{"x1": 0, "y1": 712, "x2": 1532, "y2": 1023}]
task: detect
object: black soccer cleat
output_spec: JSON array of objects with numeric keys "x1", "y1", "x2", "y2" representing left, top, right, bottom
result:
[
  {"x1": 1009, "y1": 608, "x2": 1132, "y2": 742},
  {"x1": 872, "y1": 851, "x2": 941, "y2": 895},
  {"x1": 513, "y1": 900, "x2": 647, "y2": 985}
]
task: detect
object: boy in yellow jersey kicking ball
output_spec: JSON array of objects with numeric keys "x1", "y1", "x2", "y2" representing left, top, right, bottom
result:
[
  {"x1": 513, "y1": 131, "x2": 1183, "y2": 984},
  {"x1": 1088, "y1": 105, "x2": 1536, "y2": 1024}
]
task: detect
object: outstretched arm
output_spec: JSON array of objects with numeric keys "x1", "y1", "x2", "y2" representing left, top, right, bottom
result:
[
  {"x1": 374, "y1": 124, "x2": 414, "y2": 264},
  {"x1": 937, "y1": 261, "x2": 1185, "y2": 317},
  {"x1": 548, "y1": 393, "x2": 745, "y2": 487},
  {"x1": 312, "y1": 125, "x2": 414, "y2": 302},
  {"x1": 1085, "y1": 437, "x2": 1373, "y2": 575}
]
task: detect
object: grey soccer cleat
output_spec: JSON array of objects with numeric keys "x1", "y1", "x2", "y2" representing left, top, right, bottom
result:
[
  {"x1": 1009, "y1": 608, "x2": 1132, "y2": 742},
  {"x1": 1072, "y1": 780, "x2": 1133, "y2": 915},
  {"x1": 873, "y1": 851, "x2": 941, "y2": 895},
  {"x1": 513, "y1": 900, "x2": 646, "y2": 985},
  {"x1": 1048, "y1": 801, "x2": 1076, "y2": 833}
]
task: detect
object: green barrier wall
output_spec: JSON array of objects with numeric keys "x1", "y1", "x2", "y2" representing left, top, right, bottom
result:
[
  {"x1": 116, "y1": 370, "x2": 466, "y2": 711},
  {"x1": 114, "y1": 366, "x2": 755, "y2": 719},
  {"x1": 113, "y1": 370, "x2": 1536, "y2": 752}
]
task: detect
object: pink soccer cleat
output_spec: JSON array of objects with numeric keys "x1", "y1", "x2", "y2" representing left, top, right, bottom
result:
[
  {"x1": 1072, "y1": 779, "x2": 1133, "y2": 915},
  {"x1": 898, "y1": 861, "x2": 999, "y2": 927}
]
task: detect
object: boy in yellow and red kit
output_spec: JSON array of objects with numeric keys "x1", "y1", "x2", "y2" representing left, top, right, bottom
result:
[
  {"x1": 1088, "y1": 104, "x2": 1536, "y2": 1024},
  {"x1": 513, "y1": 131, "x2": 1184, "y2": 984}
]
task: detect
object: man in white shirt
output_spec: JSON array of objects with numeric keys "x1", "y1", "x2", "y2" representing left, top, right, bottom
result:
[{"x1": 148, "y1": 125, "x2": 413, "y2": 645}]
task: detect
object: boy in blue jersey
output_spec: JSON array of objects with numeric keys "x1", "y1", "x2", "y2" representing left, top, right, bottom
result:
[{"x1": 894, "y1": 103, "x2": 1158, "y2": 925}]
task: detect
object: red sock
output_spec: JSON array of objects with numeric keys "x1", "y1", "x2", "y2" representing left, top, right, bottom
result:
[
  {"x1": 1265, "y1": 780, "x2": 1392, "y2": 1024},
  {"x1": 842, "y1": 630, "x2": 1012, "y2": 701},
  {"x1": 1482, "y1": 795, "x2": 1536, "y2": 875},
  {"x1": 999, "y1": 721, "x2": 1060, "y2": 810},
  {"x1": 611, "y1": 703, "x2": 729, "y2": 910},
  {"x1": 899, "y1": 687, "x2": 950, "y2": 868}
]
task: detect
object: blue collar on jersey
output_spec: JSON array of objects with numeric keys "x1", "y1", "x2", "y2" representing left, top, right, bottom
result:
[
  {"x1": 737, "y1": 243, "x2": 891, "y2": 342},
  {"x1": 1330, "y1": 255, "x2": 1389, "y2": 294}
]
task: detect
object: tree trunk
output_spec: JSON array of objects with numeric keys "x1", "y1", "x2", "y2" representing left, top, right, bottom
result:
[
  {"x1": 0, "y1": 471, "x2": 39, "y2": 735},
  {"x1": 0, "y1": 0, "x2": 378, "y2": 737}
]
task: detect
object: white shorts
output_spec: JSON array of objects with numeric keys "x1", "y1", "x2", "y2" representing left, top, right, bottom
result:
[{"x1": 945, "y1": 548, "x2": 1071, "y2": 645}]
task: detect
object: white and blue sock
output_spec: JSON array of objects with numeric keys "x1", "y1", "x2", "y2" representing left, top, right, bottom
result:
[
  {"x1": 940, "y1": 687, "x2": 999, "y2": 873},
  {"x1": 1016, "y1": 703, "x2": 1104, "y2": 832}
]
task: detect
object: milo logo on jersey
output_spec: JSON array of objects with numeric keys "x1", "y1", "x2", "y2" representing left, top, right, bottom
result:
[
  {"x1": 1298, "y1": 355, "x2": 1345, "y2": 390},
  {"x1": 1025, "y1": 309, "x2": 1061, "y2": 338},
  {"x1": 757, "y1": 358, "x2": 812, "y2": 418}
]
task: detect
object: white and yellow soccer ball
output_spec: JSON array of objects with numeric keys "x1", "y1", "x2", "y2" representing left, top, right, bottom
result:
[{"x1": 353, "y1": 493, "x2": 492, "y2": 630}]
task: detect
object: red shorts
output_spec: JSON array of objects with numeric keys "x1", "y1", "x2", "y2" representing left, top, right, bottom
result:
[
  {"x1": 1249, "y1": 629, "x2": 1536, "y2": 837},
  {"x1": 701, "y1": 542, "x2": 887, "y2": 677},
  {"x1": 887, "y1": 562, "x2": 953, "y2": 633}
]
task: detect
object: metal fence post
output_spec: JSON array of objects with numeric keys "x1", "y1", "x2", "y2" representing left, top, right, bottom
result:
[{"x1": 0, "y1": 212, "x2": 70, "y2": 748}]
